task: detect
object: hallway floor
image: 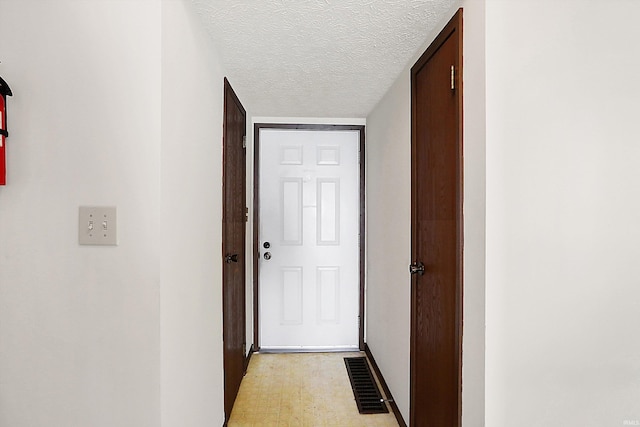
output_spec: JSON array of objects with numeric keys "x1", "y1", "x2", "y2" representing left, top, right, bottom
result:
[{"x1": 228, "y1": 352, "x2": 399, "y2": 427}]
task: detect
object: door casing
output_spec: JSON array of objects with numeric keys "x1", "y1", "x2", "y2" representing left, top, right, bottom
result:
[{"x1": 253, "y1": 123, "x2": 366, "y2": 351}]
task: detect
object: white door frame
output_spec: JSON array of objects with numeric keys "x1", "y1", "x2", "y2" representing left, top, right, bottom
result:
[{"x1": 252, "y1": 123, "x2": 365, "y2": 351}]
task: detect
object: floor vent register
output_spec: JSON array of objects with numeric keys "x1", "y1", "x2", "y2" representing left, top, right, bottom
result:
[{"x1": 343, "y1": 357, "x2": 389, "y2": 414}]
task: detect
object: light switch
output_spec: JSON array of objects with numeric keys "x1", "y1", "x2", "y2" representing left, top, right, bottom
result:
[{"x1": 79, "y1": 206, "x2": 117, "y2": 246}]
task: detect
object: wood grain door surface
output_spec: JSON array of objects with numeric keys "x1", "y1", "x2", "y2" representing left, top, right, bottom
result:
[
  {"x1": 222, "y1": 78, "x2": 246, "y2": 422},
  {"x1": 410, "y1": 9, "x2": 463, "y2": 427}
]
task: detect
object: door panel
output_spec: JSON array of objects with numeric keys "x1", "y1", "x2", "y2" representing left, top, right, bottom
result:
[
  {"x1": 281, "y1": 178, "x2": 303, "y2": 244},
  {"x1": 222, "y1": 78, "x2": 246, "y2": 421},
  {"x1": 411, "y1": 9, "x2": 463, "y2": 427},
  {"x1": 317, "y1": 178, "x2": 340, "y2": 244},
  {"x1": 258, "y1": 128, "x2": 360, "y2": 350}
]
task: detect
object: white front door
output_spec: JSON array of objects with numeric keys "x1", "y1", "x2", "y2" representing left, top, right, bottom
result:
[{"x1": 258, "y1": 128, "x2": 360, "y2": 350}]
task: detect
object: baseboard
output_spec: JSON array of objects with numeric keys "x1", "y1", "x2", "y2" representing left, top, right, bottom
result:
[
  {"x1": 244, "y1": 344, "x2": 256, "y2": 374},
  {"x1": 364, "y1": 343, "x2": 408, "y2": 427}
]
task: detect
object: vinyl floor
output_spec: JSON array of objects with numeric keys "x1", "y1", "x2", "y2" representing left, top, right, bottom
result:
[{"x1": 227, "y1": 352, "x2": 399, "y2": 427}]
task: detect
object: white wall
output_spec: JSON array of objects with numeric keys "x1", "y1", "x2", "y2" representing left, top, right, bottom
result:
[
  {"x1": 460, "y1": 1, "x2": 486, "y2": 424},
  {"x1": 0, "y1": 0, "x2": 239, "y2": 425},
  {"x1": 485, "y1": 1, "x2": 640, "y2": 425},
  {"x1": 365, "y1": 69, "x2": 412, "y2": 421},
  {"x1": 365, "y1": 1, "x2": 485, "y2": 424},
  {"x1": 160, "y1": 0, "x2": 230, "y2": 425},
  {"x1": 0, "y1": 1, "x2": 162, "y2": 426}
]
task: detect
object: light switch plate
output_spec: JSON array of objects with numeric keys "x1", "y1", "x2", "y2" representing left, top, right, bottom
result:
[{"x1": 78, "y1": 206, "x2": 118, "y2": 246}]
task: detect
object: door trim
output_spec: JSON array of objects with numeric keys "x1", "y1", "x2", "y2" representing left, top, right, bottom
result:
[
  {"x1": 253, "y1": 123, "x2": 366, "y2": 351},
  {"x1": 410, "y1": 8, "x2": 463, "y2": 426}
]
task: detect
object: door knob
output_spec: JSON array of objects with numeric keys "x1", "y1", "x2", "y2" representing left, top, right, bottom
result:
[
  {"x1": 225, "y1": 254, "x2": 239, "y2": 264},
  {"x1": 409, "y1": 262, "x2": 425, "y2": 275},
  {"x1": 263, "y1": 252, "x2": 272, "y2": 260}
]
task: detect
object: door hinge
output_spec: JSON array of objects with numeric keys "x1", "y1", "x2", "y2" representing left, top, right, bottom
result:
[
  {"x1": 242, "y1": 135, "x2": 247, "y2": 149},
  {"x1": 245, "y1": 206, "x2": 249, "y2": 223},
  {"x1": 450, "y1": 65, "x2": 455, "y2": 90}
]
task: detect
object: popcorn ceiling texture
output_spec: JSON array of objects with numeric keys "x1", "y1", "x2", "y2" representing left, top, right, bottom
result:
[{"x1": 190, "y1": 0, "x2": 456, "y2": 117}]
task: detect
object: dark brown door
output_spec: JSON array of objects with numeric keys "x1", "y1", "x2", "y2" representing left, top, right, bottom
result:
[
  {"x1": 410, "y1": 9, "x2": 463, "y2": 427},
  {"x1": 222, "y1": 77, "x2": 246, "y2": 422}
]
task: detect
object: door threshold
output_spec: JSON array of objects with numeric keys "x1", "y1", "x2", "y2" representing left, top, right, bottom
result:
[{"x1": 259, "y1": 345, "x2": 360, "y2": 354}]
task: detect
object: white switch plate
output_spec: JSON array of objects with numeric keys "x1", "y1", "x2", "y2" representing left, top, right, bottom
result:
[{"x1": 78, "y1": 206, "x2": 118, "y2": 246}]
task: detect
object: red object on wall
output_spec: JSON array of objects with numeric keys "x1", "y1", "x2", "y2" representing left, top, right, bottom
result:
[
  {"x1": 0, "y1": 94, "x2": 6, "y2": 185},
  {"x1": 0, "y1": 75, "x2": 12, "y2": 186}
]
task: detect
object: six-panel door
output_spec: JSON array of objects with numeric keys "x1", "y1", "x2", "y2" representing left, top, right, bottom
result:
[{"x1": 259, "y1": 129, "x2": 360, "y2": 350}]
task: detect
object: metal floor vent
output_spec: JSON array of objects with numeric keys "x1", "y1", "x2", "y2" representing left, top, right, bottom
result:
[{"x1": 344, "y1": 357, "x2": 389, "y2": 414}]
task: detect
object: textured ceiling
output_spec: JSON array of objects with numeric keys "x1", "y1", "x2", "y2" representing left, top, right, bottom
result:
[{"x1": 190, "y1": 0, "x2": 456, "y2": 118}]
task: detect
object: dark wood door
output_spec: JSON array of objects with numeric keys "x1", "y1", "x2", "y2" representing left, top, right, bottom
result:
[
  {"x1": 410, "y1": 9, "x2": 463, "y2": 427},
  {"x1": 222, "y1": 77, "x2": 246, "y2": 422}
]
